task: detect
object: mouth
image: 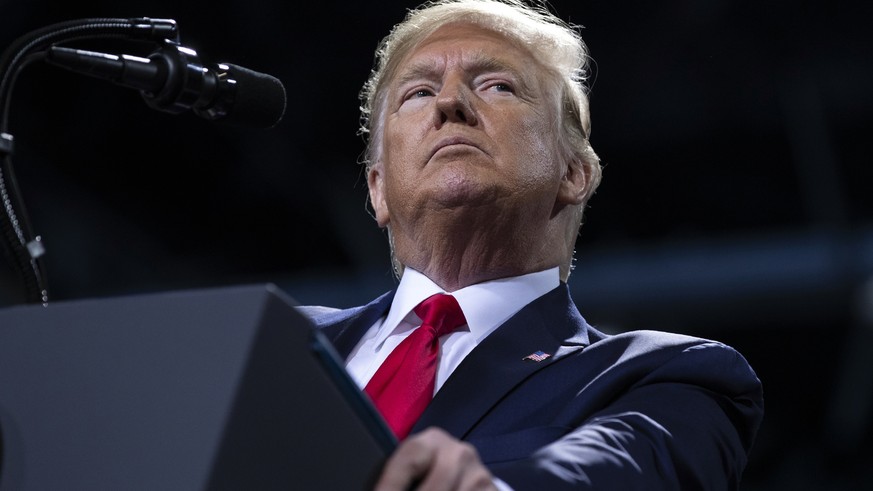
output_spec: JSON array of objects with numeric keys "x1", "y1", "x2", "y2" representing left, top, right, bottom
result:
[{"x1": 429, "y1": 136, "x2": 485, "y2": 161}]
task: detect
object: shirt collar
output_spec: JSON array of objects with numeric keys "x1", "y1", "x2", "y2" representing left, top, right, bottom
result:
[{"x1": 376, "y1": 267, "x2": 560, "y2": 346}]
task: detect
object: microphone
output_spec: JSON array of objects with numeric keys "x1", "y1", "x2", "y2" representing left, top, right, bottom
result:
[{"x1": 44, "y1": 42, "x2": 286, "y2": 128}]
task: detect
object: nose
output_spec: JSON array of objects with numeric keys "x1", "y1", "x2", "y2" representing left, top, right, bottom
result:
[{"x1": 433, "y1": 80, "x2": 478, "y2": 127}]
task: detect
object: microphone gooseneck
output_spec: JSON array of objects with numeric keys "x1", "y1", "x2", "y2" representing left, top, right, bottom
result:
[
  {"x1": 0, "y1": 17, "x2": 285, "y2": 304},
  {"x1": 0, "y1": 17, "x2": 179, "y2": 304}
]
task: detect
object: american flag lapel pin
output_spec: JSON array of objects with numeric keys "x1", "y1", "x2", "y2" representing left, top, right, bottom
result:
[{"x1": 523, "y1": 350, "x2": 551, "y2": 362}]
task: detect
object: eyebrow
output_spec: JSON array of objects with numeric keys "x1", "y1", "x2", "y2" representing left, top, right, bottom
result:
[
  {"x1": 393, "y1": 52, "x2": 531, "y2": 91},
  {"x1": 393, "y1": 62, "x2": 442, "y2": 89}
]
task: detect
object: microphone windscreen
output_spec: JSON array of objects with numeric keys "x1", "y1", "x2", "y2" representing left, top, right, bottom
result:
[{"x1": 223, "y1": 64, "x2": 287, "y2": 128}]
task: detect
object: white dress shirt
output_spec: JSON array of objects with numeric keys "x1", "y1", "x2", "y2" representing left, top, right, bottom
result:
[{"x1": 345, "y1": 267, "x2": 560, "y2": 393}]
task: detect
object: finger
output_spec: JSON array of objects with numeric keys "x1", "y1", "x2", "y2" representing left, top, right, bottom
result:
[
  {"x1": 415, "y1": 434, "x2": 491, "y2": 491},
  {"x1": 374, "y1": 431, "x2": 440, "y2": 491},
  {"x1": 455, "y1": 461, "x2": 498, "y2": 491}
]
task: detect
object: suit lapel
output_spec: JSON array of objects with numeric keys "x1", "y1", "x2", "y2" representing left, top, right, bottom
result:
[
  {"x1": 320, "y1": 291, "x2": 395, "y2": 359},
  {"x1": 412, "y1": 284, "x2": 589, "y2": 438}
]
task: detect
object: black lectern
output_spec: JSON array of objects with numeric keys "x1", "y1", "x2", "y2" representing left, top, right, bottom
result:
[{"x1": 0, "y1": 284, "x2": 393, "y2": 490}]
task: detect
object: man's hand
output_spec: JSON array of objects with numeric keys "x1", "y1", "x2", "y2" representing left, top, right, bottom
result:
[{"x1": 374, "y1": 427, "x2": 499, "y2": 491}]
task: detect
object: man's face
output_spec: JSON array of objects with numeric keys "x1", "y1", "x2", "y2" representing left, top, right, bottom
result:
[{"x1": 368, "y1": 23, "x2": 580, "y2": 261}]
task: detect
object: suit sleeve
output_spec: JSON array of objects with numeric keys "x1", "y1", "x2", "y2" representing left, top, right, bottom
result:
[{"x1": 490, "y1": 340, "x2": 764, "y2": 490}]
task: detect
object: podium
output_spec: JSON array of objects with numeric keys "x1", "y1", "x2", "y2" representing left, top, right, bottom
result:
[{"x1": 0, "y1": 284, "x2": 393, "y2": 490}]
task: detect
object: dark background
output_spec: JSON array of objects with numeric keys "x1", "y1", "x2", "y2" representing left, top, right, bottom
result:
[{"x1": 1, "y1": 0, "x2": 871, "y2": 489}]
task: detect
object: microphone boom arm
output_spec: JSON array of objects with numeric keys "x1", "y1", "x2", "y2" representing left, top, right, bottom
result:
[{"x1": 0, "y1": 18, "x2": 179, "y2": 304}]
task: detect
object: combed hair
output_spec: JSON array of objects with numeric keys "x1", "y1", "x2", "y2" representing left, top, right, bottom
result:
[{"x1": 359, "y1": 0, "x2": 602, "y2": 279}]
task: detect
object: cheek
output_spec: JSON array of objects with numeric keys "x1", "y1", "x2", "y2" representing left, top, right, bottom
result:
[
  {"x1": 507, "y1": 109, "x2": 563, "y2": 185},
  {"x1": 381, "y1": 120, "x2": 408, "y2": 178},
  {"x1": 380, "y1": 117, "x2": 423, "y2": 204},
  {"x1": 383, "y1": 114, "x2": 424, "y2": 168}
]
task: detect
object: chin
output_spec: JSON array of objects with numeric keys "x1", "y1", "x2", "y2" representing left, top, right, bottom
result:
[
  {"x1": 430, "y1": 180, "x2": 496, "y2": 210},
  {"x1": 426, "y1": 162, "x2": 496, "y2": 205}
]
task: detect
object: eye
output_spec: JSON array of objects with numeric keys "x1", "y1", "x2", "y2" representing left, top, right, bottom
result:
[
  {"x1": 407, "y1": 88, "x2": 435, "y2": 99},
  {"x1": 479, "y1": 80, "x2": 515, "y2": 95}
]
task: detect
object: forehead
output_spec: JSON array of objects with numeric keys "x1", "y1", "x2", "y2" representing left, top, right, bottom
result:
[{"x1": 393, "y1": 23, "x2": 539, "y2": 77}]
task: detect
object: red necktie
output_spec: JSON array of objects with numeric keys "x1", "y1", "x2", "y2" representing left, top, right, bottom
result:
[{"x1": 364, "y1": 294, "x2": 467, "y2": 439}]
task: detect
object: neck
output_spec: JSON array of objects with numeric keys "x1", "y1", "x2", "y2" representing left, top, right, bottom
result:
[{"x1": 390, "y1": 207, "x2": 570, "y2": 292}]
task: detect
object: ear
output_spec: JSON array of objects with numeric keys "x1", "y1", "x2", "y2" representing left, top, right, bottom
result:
[
  {"x1": 556, "y1": 157, "x2": 589, "y2": 206},
  {"x1": 367, "y1": 164, "x2": 391, "y2": 228}
]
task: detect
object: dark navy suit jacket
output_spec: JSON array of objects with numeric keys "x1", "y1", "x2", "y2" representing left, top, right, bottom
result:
[{"x1": 302, "y1": 283, "x2": 764, "y2": 490}]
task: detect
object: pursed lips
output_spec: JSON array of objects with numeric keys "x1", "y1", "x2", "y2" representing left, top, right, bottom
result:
[{"x1": 428, "y1": 136, "x2": 486, "y2": 161}]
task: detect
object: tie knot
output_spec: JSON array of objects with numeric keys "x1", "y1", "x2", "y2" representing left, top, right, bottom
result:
[{"x1": 413, "y1": 294, "x2": 467, "y2": 338}]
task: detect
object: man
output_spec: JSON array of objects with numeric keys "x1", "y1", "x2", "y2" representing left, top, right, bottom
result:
[{"x1": 303, "y1": 1, "x2": 763, "y2": 489}]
